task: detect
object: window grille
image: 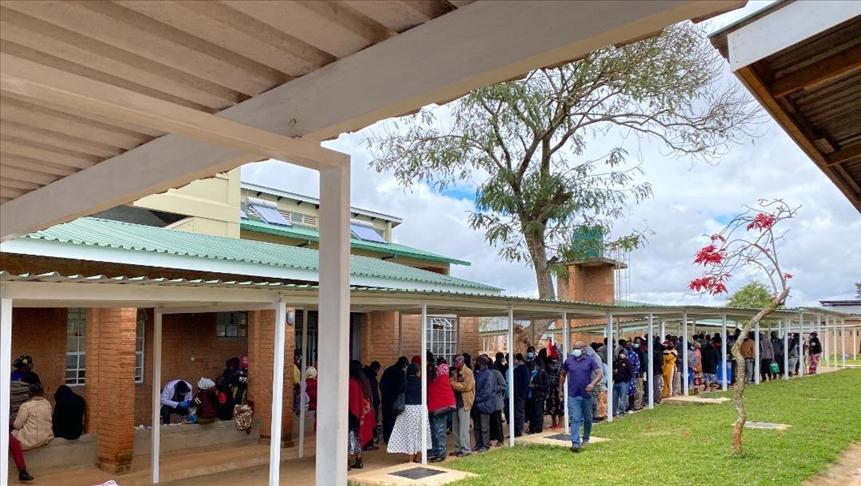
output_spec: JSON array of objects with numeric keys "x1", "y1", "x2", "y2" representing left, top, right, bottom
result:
[
  {"x1": 65, "y1": 308, "x2": 86, "y2": 385},
  {"x1": 217, "y1": 312, "x2": 248, "y2": 337},
  {"x1": 135, "y1": 311, "x2": 145, "y2": 384},
  {"x1": 427, "y1": 316, "x2": 458, "y2": 364}
]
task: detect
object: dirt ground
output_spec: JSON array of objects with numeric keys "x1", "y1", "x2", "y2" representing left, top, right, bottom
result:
[{"x1": 804, "y1": 442, "x2": 861, "y2": 486}]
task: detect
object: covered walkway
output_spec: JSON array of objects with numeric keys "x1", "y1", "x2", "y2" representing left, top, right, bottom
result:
[{"x1": 1, "y1": 272, "x2": 858, "y2": 484}]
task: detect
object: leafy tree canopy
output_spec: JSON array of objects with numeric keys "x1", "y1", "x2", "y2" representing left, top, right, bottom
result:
[
  {"x1": 369, "y1": 23, "x2": 759, "y2": 302},
  {"x1": 727, "y1": 281, "x2": 774, "y2": 309}
]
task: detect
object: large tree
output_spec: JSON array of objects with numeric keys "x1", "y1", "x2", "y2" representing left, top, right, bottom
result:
[{"x1": 369, "y1": 23, "x2": 758, "y2": 347}]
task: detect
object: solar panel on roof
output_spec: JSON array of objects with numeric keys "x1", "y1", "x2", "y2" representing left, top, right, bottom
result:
[
  {"x1": 351, "y1": 223, "x2": 386, "y2": 243},
  {"x1": 240, "y1": 208, "x2": 248, "y2": 220},
  {"x1": 251, "y1": 204, "x2": 291, "y2": 226}
]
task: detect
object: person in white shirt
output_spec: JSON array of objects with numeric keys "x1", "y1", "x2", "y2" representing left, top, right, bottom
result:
[{"x1": 160, "y1": 379, "x2": 192, "y2": 424}]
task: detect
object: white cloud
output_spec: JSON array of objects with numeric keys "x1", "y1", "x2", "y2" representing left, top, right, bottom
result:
[{"x1": 242, "y1": 9, "x2": 860, "y2": 307}]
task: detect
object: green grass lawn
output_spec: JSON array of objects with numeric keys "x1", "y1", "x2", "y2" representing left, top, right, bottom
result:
[{"x1": 448, "y1": 369, "x2": 861, "y2": 485}]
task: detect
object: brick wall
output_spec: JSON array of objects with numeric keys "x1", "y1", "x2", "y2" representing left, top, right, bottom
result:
[
  {"x1": 247, "y1": 309, "x2": 294, "y2": 446},
  {"x1": 359, "y1": 312, "x2": 481, "y2": 368},
  {"x1": 133, "y1": 311, "x2": 249, "y2": 426},
  {"x1": 557, "y1": 263, "x2": 616, "y2": 305},
  {"x1": 10, "y1": 308, "x2": 67, "y2": 404},
  {"x1": 86, "y1": 308, "x2": 137, "y2": 473}
]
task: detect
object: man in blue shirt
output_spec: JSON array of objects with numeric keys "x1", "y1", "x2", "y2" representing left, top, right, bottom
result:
[{"x1": 560, "y1": 341, "x2": 603, "y2": 452}]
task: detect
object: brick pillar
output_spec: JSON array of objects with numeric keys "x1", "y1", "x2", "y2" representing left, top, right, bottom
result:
[
  {"x1": 86, "y1": 308, "x2": 137, "y2": 473},
  {"x1": 247, "y1": 309, "x2": 294, "y2": 446},
  {"x1": 458, "y1": 317, "x2": 480, "y2": 356}
]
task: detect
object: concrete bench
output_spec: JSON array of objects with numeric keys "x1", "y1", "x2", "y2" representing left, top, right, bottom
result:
[{"x1": 12, "y1": 418, "x2": 261, "y2": 473}]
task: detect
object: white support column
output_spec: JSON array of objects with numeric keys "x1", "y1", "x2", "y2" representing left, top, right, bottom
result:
[
  {"x1": 298, "y1": 308, "x2": 308, "y2": 459},
  {"x1": 754, "y1": 321, "x2": 761, "y2": 385},
  {"x1": 822, "y1": 315, "x2": 829, "y2": 367},
  {"x1": 682, "y1": 312, "x2": 689, "y2": 396},
  {"x1": 420, "y1": 303, "x2": 428, "y2": 464},
  {"x1": 721, "y1": 314, "x2": 728, "y2": 391},
  {"x1": 831, "y1": 316, "x2": 840, "y2": 368},
  {"x1": 606, "y1": 313, "x2": 614, "y2": 422},
  {"x1": 782, "y1": 320, "x2": 789, "y2": 381},
  {"x1": 269, "y1": 299, "x2": 288, "y2": 486},
  {"x1": 507, "y1": 306, "x2": 515, "y2": 447},
  {"x1": 853, "y1": 327, "x2": 857, "y2": 360},
  {"x1": 1, "y1": 289, "x2": 13, "y2": 486},
  {"x1": 316, "y1": 163, "x2": 351, "y2": 486},
  {"x1": 660, "y1": 320, "x2": 666, "y2": 342},
  {"x1": 798, "y1": 313, "x2": 805, "y2": 378},
  {"x1": 842, "y1": 319, "x2": 846, "y2": 368},
  {"x1": 562, "y1": 312, "x2": 570, "y2": 432},
  {"x1": 397, "y1": 312, "x2": 403, "y2": 357},
  {"x1": 647, "y1": 313, "x2": 654, "y2": 409},
  {"x1": 151, "y1": 309, "x2": 163, "y2": 484}
]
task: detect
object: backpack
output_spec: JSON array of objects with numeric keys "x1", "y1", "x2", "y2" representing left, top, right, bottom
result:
[
  {"x1": 233, "y1": 404, "x2": 254, "y2": 434},
  {"x1": 769, "y1": 361, "x2": 780, "y2": 374}
]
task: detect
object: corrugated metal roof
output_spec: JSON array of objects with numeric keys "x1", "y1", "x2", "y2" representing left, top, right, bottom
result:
[
  {"x1": 15, "y1": 218, "x2": 498, "y2": 292},
  {"x1": 241, "y1": 218, "x2": 470, "y2": 266}
]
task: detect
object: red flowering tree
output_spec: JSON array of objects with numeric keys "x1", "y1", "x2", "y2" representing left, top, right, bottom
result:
[{"x1": 689, "y1": 199, "x2": 798, "y2": 454}]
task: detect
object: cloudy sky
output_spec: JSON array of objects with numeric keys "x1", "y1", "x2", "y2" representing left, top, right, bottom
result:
[{"x1": 243, "y1": 2, "x2": 860, "y2": 307}]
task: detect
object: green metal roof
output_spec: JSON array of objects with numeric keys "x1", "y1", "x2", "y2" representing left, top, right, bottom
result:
[
  {"x1": 16, "y1": 218, "x2": 499, "y2": 293},
  {"x1": 240, "y1": 218, "x2": 471, "y2": 266}
]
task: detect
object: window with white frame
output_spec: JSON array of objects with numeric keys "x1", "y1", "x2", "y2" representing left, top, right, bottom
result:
[
  {"x1": 135, "y1": 311, "x2": 145, "y2": 384},
  {"x1": 216, "y1": 312, "x2": 248, "y2": 337},
  {"x1": 65, "y1": 308, "x2": 86, "y2": 385},
  {"x1": 427, "y1": 316, "x2": 458, "y2": 364}
]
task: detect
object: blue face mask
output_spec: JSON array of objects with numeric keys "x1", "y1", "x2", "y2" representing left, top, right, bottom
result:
[
  {"x1": 572, "y1": 349, "x2": 583, "y2": 358},
  {"x1": 527, "y1": 352, "x2": 535, "y2": 360}
]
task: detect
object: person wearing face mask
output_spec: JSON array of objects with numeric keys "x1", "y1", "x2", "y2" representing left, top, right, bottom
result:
[
  {"x1": 560, "y1": 342, "x2": 603, "y2": 453},
  {"x1": 612, "y1": 350, "x2": 632, "y2": 418}
]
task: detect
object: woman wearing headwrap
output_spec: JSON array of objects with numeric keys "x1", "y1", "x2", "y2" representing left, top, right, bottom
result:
[
  {"x1": 235, "y1": 356, "x2": 249, "y2": 405},
  {"x1": 427, "y1": 362, "x2": 456, "y2": 461},
  {"x1": 52, "y1": 385, "x2": 85, "y2": 440},
  {"x1": 304, "y1": 366, "x2": 318, "y2": 413},
  {"x1": 193, "y1": 378, "x2": 218, "y2": 424},
  {"x1": 387, "y1": 363, "x2": 431, "y2": 462}
]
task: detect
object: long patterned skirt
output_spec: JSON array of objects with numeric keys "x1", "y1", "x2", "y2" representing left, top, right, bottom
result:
[
  {"x1": 387, "y1": 405, "x2": 432, "y2": 454},
  {"x1": 808, "y1": 353, "x2": 821, "y2": 374}
]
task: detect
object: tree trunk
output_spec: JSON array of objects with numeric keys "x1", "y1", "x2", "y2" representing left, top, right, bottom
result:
[
  {"x1": 511, "y1": 234, "x2": 556, "y2": 354},
  {"x1": 729, "y1": 288, "x2": 789, "y2": 454},
  {"x1": 730, "y1": 336, "x2": 747, "y2": 454}
]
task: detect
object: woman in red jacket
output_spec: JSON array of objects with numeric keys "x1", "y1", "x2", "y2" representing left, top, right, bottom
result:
[{"x1": 427, "y1": 362, "x2": 456, "y2": 462}]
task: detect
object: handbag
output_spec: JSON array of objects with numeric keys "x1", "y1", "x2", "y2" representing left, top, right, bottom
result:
[
  {"x1": 392, "y1": 392, "x2": 405, "y2": 415},
  {"x1": 769, "y1": 361, "x2": 780, "y2": 374}
]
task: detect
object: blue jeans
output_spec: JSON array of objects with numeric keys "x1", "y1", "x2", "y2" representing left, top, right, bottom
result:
[
  {"x1": 613, "y1": 381, "x2": 628, "y2": 417},
  {"x1": 567, "y1": 395, "x2": 593, "y2": 447},
  {"x1": 430, "y1": 411, "x2": 450, "y2": 458}
]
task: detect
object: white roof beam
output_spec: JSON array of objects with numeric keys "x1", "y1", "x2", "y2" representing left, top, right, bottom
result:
[
  {"x1": 0, "y1": 0, "x2": 741, "y2": 239},
  {"x1": 0, "y1": 53, "x2": 344, "y2": 169},
  {"x1": 727, "y1": 0, "x2": 861, "y2": 71}
]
